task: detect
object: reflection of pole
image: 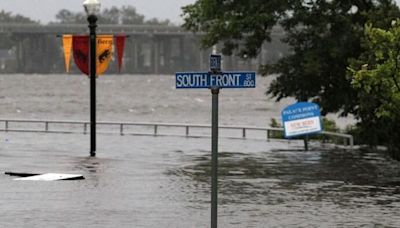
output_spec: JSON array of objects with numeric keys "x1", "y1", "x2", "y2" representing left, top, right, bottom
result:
[
  {"x1": 88, "y1": 14, "x2": 97, "y2": 157},
  {"x1": 304, "y1": 135, "x2": 309, "y2": 151},
  {"x1": 211, "y1": 87, "x2": 219, "y2": 228}
]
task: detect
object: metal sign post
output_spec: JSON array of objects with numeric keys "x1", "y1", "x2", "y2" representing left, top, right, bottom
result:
[
  {"x1": 175, "y1": 54, "x2": 256, "y2": 228},
  {"x1": 210, "y1": 54, "x2": 221, "y2": 228},
  {"x1": 88, "y1": 14, "x2": 98, "y2": 157},
  {"x1": 210, "y1": 55, "x2": 222, "y2": 228},
  {"x1": 210, "y1": 86, "x2": 219, "y2": 228}
]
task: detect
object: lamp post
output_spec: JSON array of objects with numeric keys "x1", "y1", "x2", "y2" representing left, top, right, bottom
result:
[{"x1": 83, "y1": 0, "x2": 101, "y2": 157}]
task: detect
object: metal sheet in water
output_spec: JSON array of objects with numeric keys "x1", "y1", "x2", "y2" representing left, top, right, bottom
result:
[{"x1": 14, "y1": 173, "x2": 84, "y2": 181}]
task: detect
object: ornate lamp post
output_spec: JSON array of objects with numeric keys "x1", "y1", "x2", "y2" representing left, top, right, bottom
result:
[{"x1": 83, "y1": 0, "x2": 101, "y2": 157}]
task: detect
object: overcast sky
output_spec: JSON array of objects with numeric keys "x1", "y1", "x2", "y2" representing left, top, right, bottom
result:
[
  {"x1": 0, "y1": 0, "x2": 196, "y2": 24},
  {"x1": 1, "y1": 0, "x2": 400, "y2": 25}
]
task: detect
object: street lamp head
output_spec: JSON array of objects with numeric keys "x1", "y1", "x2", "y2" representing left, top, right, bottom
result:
[{"x1": 83, "y1": 0, "x2": 101, "y2": 16}]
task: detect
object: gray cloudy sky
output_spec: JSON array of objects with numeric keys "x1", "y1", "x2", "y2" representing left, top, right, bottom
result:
[
  {"x1": 1, "y1": 0, "x2": 400, "y2": 24},
  {"x1": 0, "y1": 0, "x2": 196, "y2": 24}
]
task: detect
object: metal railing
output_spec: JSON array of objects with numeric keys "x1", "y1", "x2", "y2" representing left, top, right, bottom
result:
[
  {"x1": 0, "y1": 23, "x2": 286, "y2": 36},
  {"x1": 0, "y1": 119, "x2": 354, "y2": 148},
  {"x1": 0, "y1": 23, "x2": 188, "y2": 35}
]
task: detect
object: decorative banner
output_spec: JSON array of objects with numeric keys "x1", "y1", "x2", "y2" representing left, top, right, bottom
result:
[
  {"x1": 72, "y1": 35, "x2": 89, "y2": 75},
  {"x1": 96, "y1": 35, "x2": 113, "y2": 76},
  {"x1": 115, "y1": 35, "x2": 126, "y2": 73},
  {"x1": 69, "y1": 34, "x2": 126, "y2": 76},
  {"x1": 62, "y1": 35, "x2": 73, "y2": 73},
  {"x1": 281, "y1": 102, "x2": 323, "y2": 138}
]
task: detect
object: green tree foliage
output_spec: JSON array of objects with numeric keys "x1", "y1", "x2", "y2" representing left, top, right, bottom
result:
[
  {"x1": 182, "y1": 0, "x2": 400, "y2": 116},
  {"x1": 54, "y1": 6, "x2": 171, "y2": 25},
  {"x1": 348, "y1": 21, "x2": 400, "y2": 158}
]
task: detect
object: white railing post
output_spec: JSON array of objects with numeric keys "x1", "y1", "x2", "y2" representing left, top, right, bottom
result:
[{"x1": 349, "y1": 135, "x2": 354, "y2": 149}]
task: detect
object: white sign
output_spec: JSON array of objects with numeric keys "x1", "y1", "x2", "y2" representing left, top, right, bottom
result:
[{"x1": 284, "y1": 116, "x2": 321, "y2": 137}]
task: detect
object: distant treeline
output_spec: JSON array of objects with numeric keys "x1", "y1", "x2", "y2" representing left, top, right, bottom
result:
[
  {"x1": 0, "y1": 6, "x2": 172, "y2": 25},
  {"x1": 53, "y1": 6, "x2": 172, "y2": 25}
]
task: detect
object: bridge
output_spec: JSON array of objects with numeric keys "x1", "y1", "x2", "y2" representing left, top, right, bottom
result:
[
  {"x1": 0, "y1": 23, "x2": 190, "y2": 35},
  {"x1": 0, "y1": 23, "x2": 288, "y2": 74}
]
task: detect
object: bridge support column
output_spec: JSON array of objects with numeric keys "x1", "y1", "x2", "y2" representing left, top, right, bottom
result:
[
  {"x1": 153, "y1": 37, "x2": 159, "y2": 74},
  {"x1": 200, "y1": 49, "x2": 204, "y2": 70},
  {"x1": 179, "y1": 37, "x2": 185, "y2": 70},
  {"x1": 133, "y1": 40, "x2": 138, "y2": 73}
]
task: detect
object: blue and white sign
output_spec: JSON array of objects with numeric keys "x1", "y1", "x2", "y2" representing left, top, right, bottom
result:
[
  {"x1": 281, "y1": 102, "x2": 323, "y2": 138},
  {"x1": 210, "y1": 54, "x2": 221, "y2": 72},
  {"x1": 176, "y1": 71, "x2": 256, "y2": 89}
]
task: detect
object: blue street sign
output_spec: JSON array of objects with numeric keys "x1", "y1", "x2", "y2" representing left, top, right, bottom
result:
[
  {"x1": 176, "y1": 71, "x2": 256, "y2": 89},
  {"x1": 281, "y1": 102, "x2": 323, "y2": 138},
  {"x1": 210, "y1": 54, "x2": 221, "y2": 72}
]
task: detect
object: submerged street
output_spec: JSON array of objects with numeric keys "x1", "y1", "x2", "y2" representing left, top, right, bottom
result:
[{"x1": 0, "y1": 132, "x2": 399, "y2": 227}]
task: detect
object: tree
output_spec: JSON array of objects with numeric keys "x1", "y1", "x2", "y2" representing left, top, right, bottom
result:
[
  {"x1": 0, "y1": 10, "x2": 38, "y2": 49},
  {"x1": 182, "y1": 0, "x2": 400, "y2": 116},
  {"x1": 349, "y1": 21, "x2": 400, "y2": 158},
  {"x1": 0, "y1": 10, "x2": 37, "y2": 24},
  {"x1": 55, "y1": 9, "x2": 86, "y2": 24},
  {"x1": 54, "y1": 6, "x2": 171, "y2": 25}
]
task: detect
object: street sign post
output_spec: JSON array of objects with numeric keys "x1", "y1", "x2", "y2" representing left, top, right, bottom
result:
[{"x1": 176, "y1": 54, "x2": 256, "y2": 228}]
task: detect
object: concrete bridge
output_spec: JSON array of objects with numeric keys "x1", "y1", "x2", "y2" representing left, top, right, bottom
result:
[{"x1": 0, "y1": 23, "x2": 287, "y2": 74}]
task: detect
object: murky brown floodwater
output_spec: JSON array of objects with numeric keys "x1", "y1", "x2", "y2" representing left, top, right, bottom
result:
[{"x1": 0, "y1": 74, "x2": 399, "y2": 227}]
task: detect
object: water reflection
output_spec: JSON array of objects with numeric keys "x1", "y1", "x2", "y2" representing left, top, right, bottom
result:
[
  {"x1": 76, "y1": 156, "x2": 101, "y2": 173},
  {"x1": 167, "y1": 147, "x2": 400, "y2": 225}
]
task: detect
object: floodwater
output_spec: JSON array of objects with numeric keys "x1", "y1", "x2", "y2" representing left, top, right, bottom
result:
[{"x1": 0, "y1": 74, "x2": 399, "y2": 227}]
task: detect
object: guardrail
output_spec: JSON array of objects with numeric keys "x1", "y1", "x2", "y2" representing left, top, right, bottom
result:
[
  {"x1": 0, "y1": 23, "x2": 189, "y2": 35},
  {"x1": 0, "y1": 119, "x2": 354, "y2": 148}
]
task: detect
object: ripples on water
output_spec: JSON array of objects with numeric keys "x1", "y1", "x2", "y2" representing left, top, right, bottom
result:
[
  {"x1": 1, "y1": 133, "x2": 400, "y2": 227},
  {"x1": 167, "y1": 143, "x2": 400, "y2": 227},
  {"x1": 0, "y1": 75, "x2": 399, "y2": 227},
  {"x1": 0, "y1": 74, "x2": 354, "y2": 127}
]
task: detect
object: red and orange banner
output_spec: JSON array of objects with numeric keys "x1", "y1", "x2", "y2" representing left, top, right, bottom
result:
[
  {"x1": 115, "y1": 35, "x2": 126, "y2": 73},
  {"x1": 96, "y1": 35, "x2": 113, "y2": 76},
  {"x1": 62, "y1": 35, "x2": 127, "y2": 76},
  {"x1": 72, "y1": 35, "x2": 89, "y2": 75},
  {"x1": 62, "y1": 35, "x2": 73, "y2": 73}
]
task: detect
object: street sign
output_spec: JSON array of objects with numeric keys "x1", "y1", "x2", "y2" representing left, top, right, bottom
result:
[
  {"x1": 175, "y1": 54, "x2": 256, "y2": 228},
  {"x1": 282, "y1": 102, "x2": 322, "y2": 138},
  {"x1": 176, "y1": 71, "x2": 256, "y2": 89},
  {"x1": 210, "y1": 54, "x2": 221, "y2": 72}
]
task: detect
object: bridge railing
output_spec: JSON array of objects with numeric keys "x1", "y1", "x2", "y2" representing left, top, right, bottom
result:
[
  {"x1": 0, "y1": 23, "x2": 189, "y2": 35},
  {"x1": 0, "y1": 119, "x2": 354, "y2": 148}
]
